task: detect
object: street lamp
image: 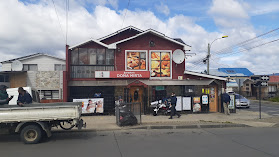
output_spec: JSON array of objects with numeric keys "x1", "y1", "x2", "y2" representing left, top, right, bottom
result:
[{"x1": 207, "y1": 35, "x2": 228, "y2": 74}]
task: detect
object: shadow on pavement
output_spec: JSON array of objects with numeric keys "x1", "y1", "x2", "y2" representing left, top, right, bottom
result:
[{"x1": 0, "y1": 131, "x2": 98, "y2": 144}]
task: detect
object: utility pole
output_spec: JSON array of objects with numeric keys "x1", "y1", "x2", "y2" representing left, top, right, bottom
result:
[
  {"x1": 206, "y1": 36, "x2": 228, "y2": 75},
  {"x1": 207, "y1": 43, "x2": 210, "y2": 74}
]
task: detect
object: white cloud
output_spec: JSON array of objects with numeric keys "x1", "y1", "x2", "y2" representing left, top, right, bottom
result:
[
  {"x1": 208, "y1": 0, "x2": 249, "y2": 19},
  {"x1": 155, "y1": 2, "x2": 170, "y2": 16},
  {"x1": 0, "y1": 0, "x2": 278, "y2": 75}
]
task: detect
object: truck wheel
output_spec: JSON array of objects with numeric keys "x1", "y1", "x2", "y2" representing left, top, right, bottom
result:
[{"x1": 20, "y1": 125, "x2": 42, "y2": 144}]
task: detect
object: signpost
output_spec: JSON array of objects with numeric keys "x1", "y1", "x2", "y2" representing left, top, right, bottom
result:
[{"x1": 251, "y1": 75, "x2": 269, "y2": 119}]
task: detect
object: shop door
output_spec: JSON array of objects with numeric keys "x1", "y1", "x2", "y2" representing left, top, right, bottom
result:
[{"x1": 129, "y1": 86, "x2": 144, "y2": 112}]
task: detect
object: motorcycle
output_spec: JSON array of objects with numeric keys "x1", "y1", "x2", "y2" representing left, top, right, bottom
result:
[{"x1": 150, "y1": 99, "x2": 171, "y2": 116}]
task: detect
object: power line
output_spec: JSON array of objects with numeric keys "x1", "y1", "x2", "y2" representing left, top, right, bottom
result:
[
  {"x1": 121, "y1": 0, "x2": 131, "y2": 29},
  {"x1": 51, "y1": 0, "x2": 65, "y2": 40},
  {"x1": 213, "y1": 27, "x2": 279, "y2": 56},
  {"x1": 66, "y1": 0, "x2": 69, "y2": 45}
]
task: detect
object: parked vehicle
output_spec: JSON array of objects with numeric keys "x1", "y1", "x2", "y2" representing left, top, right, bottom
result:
[
  {"x1": 6, "y1": 87, "x2": 40, "y2": 105},
  {"x1": 0, "y1": 102, "x2": 86, "y2": 144},
  {"x1": 235, "y1": 94, "x2": 250, "y2": 108},
  {"x1": 150, "y1": 99, "x2": 171, "y2": 116}
]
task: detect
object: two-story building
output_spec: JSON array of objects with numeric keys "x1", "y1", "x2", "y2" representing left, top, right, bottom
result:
[
  {"x1": 64, "y1": 26, "x2": 227, "y2": 114},
  {"x1": 0, "y1": 53, "x2": 65, "y2": 100}
]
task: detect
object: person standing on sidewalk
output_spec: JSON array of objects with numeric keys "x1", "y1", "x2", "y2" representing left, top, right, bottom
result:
[
  {"x1": 222, "y1": 92, "x2": 231, "y2": 115},
  {"x1": 169, "y1": 92, "x2": 181, "y2": 119}
]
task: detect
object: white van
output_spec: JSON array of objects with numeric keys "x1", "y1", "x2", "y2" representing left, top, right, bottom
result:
[{"x1": 6, "y1": 87, "x2": 40, "y2": 105}]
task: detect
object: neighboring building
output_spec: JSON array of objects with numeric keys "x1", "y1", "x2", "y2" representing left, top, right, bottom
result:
[
  {"x1": 64, "y1": 26, "x2": 227, "y2": 114},
  {"x1": 0, "y1": 53, "x2": 65, "y2": 100},
  {"x1": 268, "y1": 75, "x2": 279, "y2": 97},
  {"x1": 210, "y1": 68, "x2": 254, "y2": 96}
]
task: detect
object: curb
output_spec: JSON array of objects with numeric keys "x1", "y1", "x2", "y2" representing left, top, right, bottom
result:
[{"x1": 50, "y1": 123, "x2": 250, "y2": 133}]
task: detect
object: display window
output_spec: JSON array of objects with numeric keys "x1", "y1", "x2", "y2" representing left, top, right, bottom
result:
[
  {"x1": 125, "y1": 50, "x2": 147, "y2": 71},
  {"x1": 150, "y1": 51, "x2": 171, "y2": 78}
]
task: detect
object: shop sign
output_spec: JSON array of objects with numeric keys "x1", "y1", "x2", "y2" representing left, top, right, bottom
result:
[
  {"x1": 155, "y1": 86, "x2": 165, "y2": 90},
  {"x1": 95, "y1": 71, "x2": 150, "y2": 78},
  {"x1": 73, "y1": 98, "x2": 104, "y2": 114}
]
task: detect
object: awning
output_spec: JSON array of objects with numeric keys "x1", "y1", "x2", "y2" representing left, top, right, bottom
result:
[{"x1": 69, "y1": 79, "x2": 216, "y2": 86}]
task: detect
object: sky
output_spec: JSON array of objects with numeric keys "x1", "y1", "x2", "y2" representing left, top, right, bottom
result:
[{"x1": 0, "y1": 0, "x2": 279, "y2": 74}]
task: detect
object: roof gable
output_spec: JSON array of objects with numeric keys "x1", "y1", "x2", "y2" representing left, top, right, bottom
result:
[
  {"x1": 0, "y1": 53, "x2": 65, "y2": 64},
  {"x1": 69, "y1": 38, "x2": 116, "y2": 50},
  {"x1": 109, "y1": 29, "x2": 191, "y2": 51},
  {"x1": 98, "y1": 26, "x2": 143, "y2": 44}
]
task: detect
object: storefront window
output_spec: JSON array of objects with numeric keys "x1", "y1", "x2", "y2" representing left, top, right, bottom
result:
[
  {"x1": 88, "y1": 48, "x2": 97, "y2": 65},
  {"x1": 97, "y1": 49, "x2": 105, "y2": 65},
  {"x1": 71, "y1": 48, "x2": 114, "y2": 65},
  {"x1": 126, "y1": 51, "x2": 147, "y2": 70},
  {"x1": 106, "y1": 49, "x2": 114, "y2": 65},
  {"x1": 78, "y1": 48, "x2": 89, "y2": 65},
  {"x1": 150, "y1": 51, "x2": 171, "y2": 78},
  {"x1": 71, "y1": 48, "x2": 79, "y2": 64}
]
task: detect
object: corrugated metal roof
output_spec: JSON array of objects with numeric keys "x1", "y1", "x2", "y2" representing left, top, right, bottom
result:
[
  {"x1": 210, "y1": 68, "x2": 253, "y2": 77},
  {"x1": 218, "y1": 68, "x2": 254, "y2": 76}
]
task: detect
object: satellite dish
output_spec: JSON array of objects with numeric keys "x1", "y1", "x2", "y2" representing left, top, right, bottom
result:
[
  {"x1": 173, "y1": 49, "x2": 185, "y2": 64},
  {"x1": 11, "y1": 60, "x2": 23, "y2": 71}
]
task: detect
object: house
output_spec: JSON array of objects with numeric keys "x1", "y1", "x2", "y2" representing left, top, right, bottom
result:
[
  {"x1": 210, "y1": 68, "x2": 254, "y2": 96},
  {"x1": 64, "y1": 26, "x2": 227, "y2": 114},
  {"x1": 268, "y1": 75, "x2": 279, "y2": 97},
  {"x1": 0, "y1": 53, "x2": 65, "y2": 100}
]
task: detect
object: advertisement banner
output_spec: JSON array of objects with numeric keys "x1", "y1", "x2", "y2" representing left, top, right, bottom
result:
[
  {"x1": 150, "y1": 51, "x2": 171, "y2": 78},
  {"x1": 229, "y1": 95, "x2": 235, "y2": 109},
  {"x1": 193, "y1": 97, "x2": 201, "y2": 112},
  {"x1": 95, "y1": 71, "x2": 150, "y2": 78},
  {"x1": 182, "y1": 97, "x2": 191, "y2": 110},
  {"x1": 175, "y1": 96, "x2": 182, "y2": 111},
  {"x1": 73, "y1": 98, "x2": 104, "y2": 114},
  {"x1": 126, "y1": 51, "x2": 147, "y2": 70}
]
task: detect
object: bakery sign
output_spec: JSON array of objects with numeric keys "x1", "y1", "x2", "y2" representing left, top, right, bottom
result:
[{"x1": 95, "y1": 71, "x2": 150, "y2": 78}]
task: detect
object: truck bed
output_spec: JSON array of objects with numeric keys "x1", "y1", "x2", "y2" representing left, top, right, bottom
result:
[{"x1": 0, "y1": 102, "x2": 82, "y2": 123}]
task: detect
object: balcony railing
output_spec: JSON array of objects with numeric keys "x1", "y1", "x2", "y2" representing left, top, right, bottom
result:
[{"x1": 70, "y1": 65, "x2": 114, "y2": 78}]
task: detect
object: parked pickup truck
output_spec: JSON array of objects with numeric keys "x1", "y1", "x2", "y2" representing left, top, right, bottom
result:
[{"x1": 0, "y1": 102, "x2": 86, "y2": 144}]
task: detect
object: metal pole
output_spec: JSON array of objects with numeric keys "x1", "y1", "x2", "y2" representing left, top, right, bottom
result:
[
  {"x1": 259, "y1": 84, "x2": 261, "y2": 119},
  {"x1": 207, "y1": 43, "x2": 210, "y2": 74}
]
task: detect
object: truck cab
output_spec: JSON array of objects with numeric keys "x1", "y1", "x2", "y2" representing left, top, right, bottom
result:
[{"x1": 6, "y1": 87, "x2": 40, "y2": 105}]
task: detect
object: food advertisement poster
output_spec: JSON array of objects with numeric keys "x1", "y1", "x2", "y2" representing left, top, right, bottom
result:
[
  {"x1": 193, "y1": 97, "x2": 201, "y2": 112},
  {"x1": 73, "y1": 98, "x2": 104, "y2": 114},
  {"x1": 126, "y1": 51, "x2": 147, "y2": 70},
  {"x1": 150, "y1": 51, "x2": 171, "y2": 78}
]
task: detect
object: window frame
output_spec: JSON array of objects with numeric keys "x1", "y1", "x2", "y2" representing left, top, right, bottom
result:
[
  {"x1": 40, "y1": 90, "x2": 59, "y2": 99},
  {"x1": 71, "y1": 48, "x2": 114, "y2": 66},
  {"x1": 149, "y1": 50, "x2": 172, "y2": 79},
  {"x1": 23, "y1": 64, "x2": 38, "y2": 71},
  {"x1": 125, "y1": 50, "x2": 148, "y2": 71},
  {"x1": 54, "y1": 64, "x2": 66, "y2": 71}
]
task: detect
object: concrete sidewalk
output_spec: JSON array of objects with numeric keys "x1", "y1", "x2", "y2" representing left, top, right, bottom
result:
[{"x1": 76, "y1": 110, "x2": 278, "y2": 131}]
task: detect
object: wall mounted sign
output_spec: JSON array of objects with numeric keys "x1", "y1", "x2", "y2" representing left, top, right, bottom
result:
[{"x1": 95, "y1": 71, "x2": 150, "y2": 78}]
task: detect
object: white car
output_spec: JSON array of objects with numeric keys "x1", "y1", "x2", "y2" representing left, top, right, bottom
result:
[{"x1": 235, "y1": 94, "x2": 250, "y2": 108}]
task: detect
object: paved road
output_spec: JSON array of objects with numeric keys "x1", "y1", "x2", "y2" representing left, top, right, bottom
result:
[
  {"x1": 247, "y1": 100, "x2": 279, "y2": 116},
  {"x1": 1, "y1": 128, "x2": 279, "y2": 157}
]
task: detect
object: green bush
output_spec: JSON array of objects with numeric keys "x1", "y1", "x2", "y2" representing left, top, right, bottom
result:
[{"x1": 269, "y1": 97, "x2": 279, "y2": 102}]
